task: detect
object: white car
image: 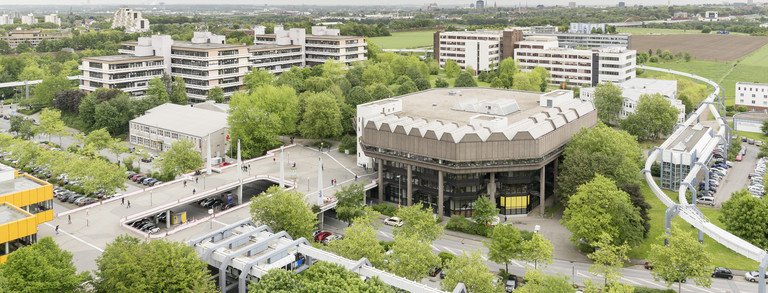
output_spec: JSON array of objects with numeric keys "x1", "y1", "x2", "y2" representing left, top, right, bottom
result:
[
  {"x1": 745, "y1": 271, "x2": 768, "y2": 283},
  {"x1": 383, "y1": 217, "x2": 404, "y2": 227},
  {"x1": 697, "y1": 196, "x2": 715, "y2": 206}
]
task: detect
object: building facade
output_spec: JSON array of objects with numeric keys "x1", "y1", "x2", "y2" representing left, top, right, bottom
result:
[
  {"x1": 531, "y1": 32, "x2": 630, "y2": 49},
  {"x1": 253, "y1": 25, "x2": 367, "y2": 67},
  {"x1": 659, "y1": 124, "x2": 713, "y2": 190},
  {"x1": 20, "y1": 14, "x2": 37, "y2": 25},
  {"x1": 357, "y1": 88, "x2": 597, "y2": 217},
  {"x1": 44, "y1": 14, "x2": 61, "y2": 26},
  {"x1": 433, "y1": 30, "x2": 502, "y2": 73},
  {"x1": 1, "y1": 29, "x2": 70, "y2": 48},
  {"x1": 248, "y1": 45, "x2": 305, "y2": 73},
  {"x1": 0, "y1": 164, "x2": 54, "y2": 263},
  {"x1": 736, "y1": 82, "x2": 768, "y2": 111},
  {"x1": 78, "y1": 55, "x2": 165, "y2": 98},
  {"x1": 129, "y1": 103, "x2": 229, "y2": 157},
  {"x1": 569, "y1": 23, "x2": 606, "y2": 34},
  {"x1": 0, "y1": 15, "x2": 11, "y2": 26},
  {"x1": 733, "y1": 112, "x2": 768, "y2": 133},
  {"x1": 112, "y1": 8, "x2": 150, "y2": 33},
  {"x1": 581, "y1": 78, "x2": 684, "y2": 123}
]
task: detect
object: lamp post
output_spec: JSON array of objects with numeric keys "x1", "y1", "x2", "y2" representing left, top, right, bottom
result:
[{"x1": 396, "y1": 175, "x2": 402, "y2": 208}]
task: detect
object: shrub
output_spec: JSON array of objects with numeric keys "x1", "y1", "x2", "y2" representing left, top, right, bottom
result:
[
  {"x1": 634, "y1": 287, "x2": 675, "y2": 293},
  {"x1": 445, "y1": 215, "x2": 492, "y2": 237},
  {"x1": 338, "y1": 135, "x2": 356, "y2": 154},
  {"x1": 438, "y1": 252, "x2": 455, "y2": 266},
  {"x1": 371, "y1": 203, "x2": 397, "y2": 216},
  {"x1": 380, "y1": 240, "x2": 395, "y2": 252}
]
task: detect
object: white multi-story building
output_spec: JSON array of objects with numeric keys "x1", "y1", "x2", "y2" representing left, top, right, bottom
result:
[
  {"x1": 0, "y1": 15, "x2": 12, "y2": 25},
  {"x1": 530, "y1": 32, "x2": 631, "y2": 49},
  {"x1": 433, "y1": 30, "x2": 502, "y2": 73},
  {"x1": 253, "y1": 25, "x2": 367, "y2": 67},
  {"x1": 702, "y1": 11, "x2": 719, "y2": 22},
  {"x1": 736, "y1": 82, "x2": 768, "y2": 111},
  {"x1": 248, "y1": 45, "x2": 305, "y2": 73},
  {"x1": 514, "y1": 36, "x2": 635, "y2": 88},
  {"x1": 44, "y1": 14, "x2": 61, "y2": 26},
  {"x1": 581, "y1": 78, "x2": 685, "y2": 123},
  {"x1": 79, "y1": 55, "x2": 165, "y2": 98},
  {"x1": 569, "y1": 23, "x2": 606, "y2": 34},
  {"x1": 20, "y1": 14, "x2": 37, "y2": 25},
  {"x1": 111, "y1": 8, "x2": 150, "y2": 33}
]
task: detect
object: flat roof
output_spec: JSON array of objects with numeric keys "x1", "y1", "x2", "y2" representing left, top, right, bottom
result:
[
  {"x1": 398, "y1": 88, "x2": 544, "y2": 125},
  {"x1": 736, "y1": 81, "x2": 768, "y2": 87},
  {"x1": 131, "y1": 103, "x2": 228, "y2": 137},
  {"x1": 617, "y1": 78, "x2": 677, "y2": 101},
  {"x1": 0, "y1": 176, "x2": 45, "y2": 196},
  {"x1": 306, "y1": 34, "x2": 363, "y2": 40},
  {"x1": 734, "y1": 111, "x2": 768, "y2": 121},
  {"x1": 667, "y1": 124, "x2": 711, "y2": 153},
  {"x1": 172, "y1": 41, "x2": 247, "y2": 50},
  {"x1": 0, "y1": 204, "x2": 32, "y2": 224},
  {"x1": 82, "y1": 55, "x2": 163, "y2": 63},
  {"x1": 248, "y1": 44, "x2": 302, "y2": 51}
]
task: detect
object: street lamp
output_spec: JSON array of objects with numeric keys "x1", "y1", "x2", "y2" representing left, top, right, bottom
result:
[{"x1": 396, "y1": 175, "x2": 402, "y2": 208}]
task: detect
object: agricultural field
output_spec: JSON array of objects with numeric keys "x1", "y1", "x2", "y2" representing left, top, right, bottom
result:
[
  {"x1": 618, "y1": 27, "x2": 704, "y2": 35},
  {"x1": 368, "y1": 30, "x2": 434, "y2": 49},
  {"x1": 631, "y1": 35, "x2": 768, "y2": 61}
]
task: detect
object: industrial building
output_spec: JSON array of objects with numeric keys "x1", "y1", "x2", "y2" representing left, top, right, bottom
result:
[
  {"x1": 356, "y1": 88, "x2": 597, "y2": 217},
  {"x1": 0, "y1": 164, "x2": 54, "y2": 263}
]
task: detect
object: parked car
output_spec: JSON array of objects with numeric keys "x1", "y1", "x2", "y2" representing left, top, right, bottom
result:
[
  {"x1": 505, "y1": 275, "x2": 518, "y2": 293},
  {"x1": 322, "y1": 234, "x2": 343, "y2": 245},
  {"x1": 383, "y1": 216, "x2": 404, "y2": 227},
  {"x1": 736, "y1": 154, "x2": 743, "y2": 162},
  {"x1": 712, "y1": 267, "x2": 733, "y2": 279},
  {"x1": 745, "y1": 271, "x2": 768, "y2": 283},
  {"x1": 697, "y1": 196, "x2": 715, "y2": 206},
  {"x1": 314, "y1": 231, "x2": 332, "y2": 243}
]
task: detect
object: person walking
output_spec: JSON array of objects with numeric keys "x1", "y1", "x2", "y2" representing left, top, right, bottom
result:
[
  {"x1": 127, "y1": 200, "x2": 131, "y2": 208},
  {"x1": 184, "y1": 181, "x2": 187, "y2": 188},
  {"x1": 55, "y1": 225, "x2": 59, "y2": 235},
  {"x1": 193, "y1": 189, "x2": 196, "y2": 195},
  {"x1": 195, "y1": 177, "x2": 199, "y2": 184},
  {"x1": 68, "y1": 215, "x2": 71, "y2": 224},
  {"x1": 121, "y1": 197, "x2": 125, "y2": 205}
]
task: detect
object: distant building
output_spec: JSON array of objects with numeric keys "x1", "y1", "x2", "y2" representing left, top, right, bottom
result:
[
  {"x1": 1, "y1": 29, "x2": 70, "y2": 48},
  {"x1": 0, "y1": 15, "x2": 12, "y2": 25},
  {"x1": 433, "y1": 30, "x2": 502, "y2": 73},
  {"x1": 112, "y1": 8, "x2": 150, "y2": 33},
  {"x1": 702, "y1": 11, "x2": 719, "y2": 22},
  {"x1": 20, "y1": 13, "x2": 37, "y2": 25},
  {"x1": 44, "y1": 14, "x2": 61, "y2": 26},
  {"x1": 735, "y1": 82, "x2": 768, "y2": 111},
  {"x1": 129, "y1": 103, "x2": 229, "y2": 156},
  {"x1": 672, "y1": 11, "x2": 690, "y2": 20},
  {"x1": 253, "y1": 25, "x2": 367, "y2": 66},
  {"x1": 733, "y1": 112, "x2": 768, "y2": 133},
  {"x1": 78, "y1": 55, "x2": 165, "y2": 98},
  {"x1": 618, "y1": 1, "x2": 626, "y2": 7},
  {"x1": 0, "y1": 163, "x2": 54, "y2": 263},
  {"x1": 248, "y1": 44, "x2": 305, "y2": 74},
  {"x1": 659, "y1": 123, "x2": 713, "y2": 190},
  {"x1": 535, "y1": 32, "x2": 630, "y2": 48},
  {"x1": 569, "y1": 1, "x2": 576, "y2": 8},
  {"x1": 581, "y1": 78, "x2": 685, "y2": 123},
  {"x1": 569, "y1": 23, "x2": 606, "y2": 34},
  {"x1": 476, "y1": 0, "x2": 485, "y2": 9}
]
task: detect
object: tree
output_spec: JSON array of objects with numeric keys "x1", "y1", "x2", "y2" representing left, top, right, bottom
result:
[
  {"x1": 37, "y1": 108, "x2": 67, "y2": 144},
  {"x1": 368, "y1": 83, "x2": 394, "y2": 101},
  {"x1": 556, "y1": 123, "x2": 643, "y2": 201},
  {"x1": 146, "y1": 77, "x2": 169, "y2": 104},
  {"x1": 435, "y1": 78, "x2": 449, "y2": 88},
  {"x1": 648, "y1": 225, "x2": 713, "y2": 292},
  {"x1": 228, "y1": 92, "x2": 282, "y2": 158},
  {"x1": 588, "y1": 233, "x2": 630, "y2": 286},
  {"x1": 486, "y1": 224, "x2": 524, "y2": 272},
  {"x1": 387, "y1": 235, "x2": 440, "y2": 280},
  {"x1": 531, "y1": 67, "x2": 550, "y2": 92},
  {"x1": 249, "y1": 85, "x2": 300, "y2": 134},
  {"x1": 498, "y1": 58, "x2": 517, "y2": 77},
  {"x1": 334, "y1": 183, "x2": 366, "y2": 224},
  {"x1": 394, "y1": 204, "x2": 443, "y2": 242},
  {"x1": 250, "y1": 262, "x2": 394, "y2": 293},
  {"x1": 0, "y1": 237, "x2": 89, "y2": 293},
  {"x1": 515, "y1": 269, "x2": 574, "y2": 293},
  {"x1": 155, "y1": 140, "x2": 204, "y2": 179},
  {"x1": 243, "y1": 68, "x2": 275, "y2": 92},
  {"x1": 96, "y1": 236, "x2": 215, "y2": 293},
  {"x1": 620, "y1": 94, "x2": 678, "y2": 141},
  {"x1": 719, "y1": 190, "x2": 768, "y2": 248},
  {"x1": 347, "y1": 86, "x2": 372, "y2": 106},
  {"x1": 471, "y1": 195, "x2": 498, "y2": 226},
  {"x1": 207, "y1": 86, "x2": 224, "y2": 103},
  {"x1": 594, "y1": 82, "x2": 624, "y2": 125},
  {"x1": 562, "y1": 174, "x2": 644, "y2": 248},
  {"x1": 397, "y1": 80, "x2": 419, "y2": 95},
  {"x1": 444, "y1": 59, "x2": 461, "y2": 78},
  {"x1": 31, "y1": 75, "x2": 72, "y2": 109},
  {"x1": 83, "y1": 128, "x2": 113, "y2": 153},
  {"x1": 299, "y1": 92, "x2": 343, "y2": 141},
  {"x1": 520, "y1": 233, "x2": 554, "y2": 269},
  {"x1": 362, "y1": 63, "x2": 394, "y2": 86},
  {"x1": 52, "y1": 89, "x2": 85, "y2": 113},
  {"x1": 327, "y1": 216, "x2": 386, "y2": 267},
  {"x1": 250, "y1": 186, "x2": 317, "y2": 239},
  {"x1": 455, "y1": 71, "x2": 478, "y2": 87},
  {"x1": 512, "y1": 72, "x2": 541, "y2": 92},
  {"x1": 702, "y1": 26, "x2": 712, "y2": 33},
  {"x1": 441, "y1": 251, "x2": 501, "y2": 293},
  {"x1": 414, "y1": 77, "x2": 431, "y2": 91},
  {"x1": 9, "y1": 116, "x2": 36, "y2": 139},
  {"x1": 169, "y1": 76, "x2": 187, "y2": 104},
  {"x1": 762, "y1": 120, "x2": 768, "y2": 136}
]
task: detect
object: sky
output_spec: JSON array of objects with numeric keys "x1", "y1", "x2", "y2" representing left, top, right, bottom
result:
[{"x1": 0, "y1": 0, "x2": 754, "y2": 6}]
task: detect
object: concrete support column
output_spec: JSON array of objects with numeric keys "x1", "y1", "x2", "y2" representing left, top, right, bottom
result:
[
  {"x1": 377, "y1": 159, "x2": 384, "y2": 203},
  {"x1": 489, "y1": 172, "x2": 496, "y2": 205},
  {"x1": 166, "y1": 210, "x2": 171, "y2": 229},
  {"x1": 552, "y1": 159, "x2": 559, "y2": 193},
  {"x1": 438, "y1": 170, "x2": 445, "y2": 218},
  {"x1": 539, "y1": 167, "x2": 546, "y2": 217},
  {"x1": 406, "y1": 165, "x2": 413, "y2": 206}
]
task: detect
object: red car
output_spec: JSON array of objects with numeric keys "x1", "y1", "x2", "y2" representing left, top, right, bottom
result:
[
  {"x1": 131, "y1": 174, "x2": 144, "y2": 182},
  {"x1": 314, "y1": 231, "x2": 332, "y2": 243}
]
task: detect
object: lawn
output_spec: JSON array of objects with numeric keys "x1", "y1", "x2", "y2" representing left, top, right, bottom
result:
[
  {"x1": 735, "y1": 130, "x2": 768, "y2": 144},
  {"x1": 629, "y1": 183, "x2": 759, "y2": 271},
  {"x1": 368, "y1": 31, "x2": 434, "y2": 50}
]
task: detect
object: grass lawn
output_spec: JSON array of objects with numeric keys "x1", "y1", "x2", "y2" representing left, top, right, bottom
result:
[
  {"x1": 630, "y1": 183, "x2": 759, "y2": 271},
  {"x1": 735, "y1": 130, "x2": 768, "y2": 144},
  {"x1": 368, "y1": 31, "x2": 434, "y2": 50}
]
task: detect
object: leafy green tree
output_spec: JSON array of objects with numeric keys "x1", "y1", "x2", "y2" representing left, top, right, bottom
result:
[
  {"x1": 414, "y1": 77, "x2": 431, "y2": 91},
  {"x1": 155, "y1": 140, "x2": 204, "y2": 178},
  {"x1": 472, "y1": 195, "x2": 498, "y2": 226},
  {"x1": 588, "y1": 233, "x2": 630, "y2": 286},
  {"x1": 250, "y1": 186, "x2": 317, "y2": 240},
  {"x1": 515, "y1": 270, "x2": 574, "y2": 293},
  {"x1": 335, "y1": 183, "x2": 366, "y2": 224},
  {"x1": 647, "y1": 225, "x2": 713, "y2": 293},
  {"x1": 96, "y1": 236, "x2": 215, "y2": 293},
  {"x1": 243, "y1": 68, "x2": 275, "y2": 92},
  {"x1": 0, "y1": 237, "x2": 89, "y2": 293},
  {"x1": 250, "y1": 85, "x2": 300, "y2": 134},
  {"x1": 620, "y1": 94, "x2": 678, "y2": 141},
  {"x1": 762, "y1": 120, "x2": 768, "y2": 136},
  {"x1": 31, "y1": 75, "x2": 72, "y2": 109},
  {"x1": 498, "y1": 58, "x2": 517, "y2": 77},
  {"x1": 207, "y1": 87, "x2": 225, "y2": 103},
  {"x1": 512, "y1": 72, "x2": 541, "y2": 92},
  {"x1": 83, "y1": 128, "x2": 113, "y2": 152},
  {"x1": 169, "y1": 76, "x2": 187, "y2": 104},
  {"x1": 531, "y1": 67, "x2": 550, "y2": 92},
  {"x1": 328, "y1": 216, "x2": 386, "y2": 267},
  {"x1": 228, "y1": 92, "x2": 282, "y2": 158},
  {"x1": 368, "y1": 83, "x2": 394, "y2": 100},
  {"x1": 397, "y1": 80, "x2": 419, "y2": 95},
  {"x1": 9, "y1": 115, "x2": 36, "y2": 139},
  {"x1": 719, "y1": 190, "x2": 768, "y2": 248},
  {"x1": 455, "y1": 71, "x2": 478, "y2": 87},
  {"x1": 520, "y1": 233, "x2": 554, "y2": 269},
  {"x1": 347, "y1": 86, "x2": 372, "y2": 106},
  {"x1": 441, "y1": 251, "x2": 502, "y2": 293},
  {"x1": 486, "y1": 224, "x2": 524, "y2": 272},
  {"x1": 249, "y1": 262, "x2": 394, "y2": 293},
  {"x1": 362, "y1": 63, "x2": 394, "y2": 86},
  {"x1": 444, "y1": 59, "x2": 461, "y2": 78},
  {"x1": 299, "y1": 92, "x2": 343, "y2": 141},
  {"x1": 562, "y1": 174, "x2": 644, "y2": 248},
  {"x1": 593, "y1": 82, "x2": 624, "y2": 125},
  {"x1": 556, "y1": 123, "x2": 643, "y2": 201},
  {"x1": 18, "y1": 63, "x2": 48, "y2": 81},
  {"x1": 435, "y1": 78, "x2": 449, "y2": 88},
  {"x1": 394, "y1": 204, "x2": 443, "y2": 242},
  {"x1": 37, "y1": 108, "x2": 67, "y2": 144},
  {"x1": 146, "y1": 77, "x2": 170, "y2": 104},
  {"x1": 387, "y1": 235, "x2": 440, "y2": 280}
]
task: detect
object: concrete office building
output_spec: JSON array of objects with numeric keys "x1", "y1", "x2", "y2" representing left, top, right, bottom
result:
[
  {"x1": 569, "y1": 23, "x2": 606, "y2": 34},
  {"x1": 531, "y1": 32, "x2": 631, "y2": 49},
  {"x1": 1, "y1": 29, "x2": 70, "y2": 48},
  {"x1": 433, "y1": 30, "x2": 503, "y2": 72},
  {"x1": 44, "y1": 14, "x2": 61, "y2": 26},
  {"x1": 733, "y1": 112, "x2": 768, "y2": 133},
  {"x1": 78, "y1": 55, "x2": 165, "y2": 98},
  {"x1": 356, "y1": 88, "x2": 597, "y2": 217},
  {"x1": 20, "y1": 14, "x2": 37, "y2": 25},
  {"x1": 736, "y1": 82, "x2": 768, "y2": 111},
  {"x1": 249, "y1": 26, "x2": 306, "y2": 73},
  {"x1": 0, "y1": 15, "x2": 11, "y2": 25},
  {"x1": 581, "y1": 78, "x2": 685, "y2": 123},
  {"x1": 0, "y1": 164, "x2": 54, "y2": 263},
  {"x1": 475, "y1": 0, "x2": 485, "y2": 9},
  {"x1": 253, "y1": 25, "x2": 367, "y2": 66},
  {"x1": 129, "y1": 103, "x2": 228, "y2": 156},
  {"x1": 112, "y1": 8, "x2": 150, "y2": 33},
  {"x1": 514, "y1": 36, "x2": 636, "y2": 88},
  {"x1": 659, "y1": 123, "x2": 713, "y2": 190}
]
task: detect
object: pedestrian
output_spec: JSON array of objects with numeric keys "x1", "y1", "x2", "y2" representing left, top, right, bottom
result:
[
  {"x1": 184, "y1": 181, "x2": 187, "y2": 187},
  {"x1": 193, "y1": 189, "x2": 196, "y2": 195},
  {"x1": 121, "y1": 197, "x2": 125, "y2": 205},
  {"x1": 55, "y1": 225, "x2": 59, "y2": 235},
  {"x1": 355, "y1": 175, "x2": 358, "y2": 181},
  {"x1": 292, "y1": 162, "x2": 296, "y2": 168},
  {"x1": 273, "y1": 157, "x2": 276, "y2": 164},
  {"x1": 127, "y1": 200, "x2": 131, "y2": 208},
  {"x1": 195, "y1": 177, "x2": 199, "y2": 184},
  {"x1": 68, "y1": 214, "x2": 71, "y2": 224}
]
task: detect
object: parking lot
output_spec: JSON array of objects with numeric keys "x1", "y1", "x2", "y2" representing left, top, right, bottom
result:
[{"x1": 711, "y1": 143, "x2": 761, "y2": 206}]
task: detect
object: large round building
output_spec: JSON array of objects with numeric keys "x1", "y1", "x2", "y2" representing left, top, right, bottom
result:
[{"x1": 356, "y1": 88, "x2": 597, "y2": 217}]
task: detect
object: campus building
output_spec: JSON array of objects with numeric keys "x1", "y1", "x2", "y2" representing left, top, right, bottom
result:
[
  {"x1": 112, "y1": 8, "x2": 150, "y2": 33},
  {"x1": 78, "y1": 55, "x2": 165, "y2": 98},
  {"x1": 735, "y1": 82, "x2": 768, "y2": 111},
  {"x1": 0, "y1": 15, "x2": 11, "y2": 26},
  {"x1": 514, "y1": 36, "x2": 636, "y2": 88},
  {"x1": 659, "y1": 123, "x2": 714, "y2": 190},
  {"x1": 20, "y1": 14, "x2": 37, "y2": 25},
  {"x1": 433, "y1": 30, "x2": 503, "y2": 73},
  {"x1": 44, "y1": 14, "x2": 61, "y2": 26},
  {"x1": 733, "y1": 111, "x2": 768, "y2": 133},
  {"x1": 568, "y1": 23, "x2": 606, "y2": 34},
  {"x1": 253, "y1": 25, "x2": 367, "y2": 66},
  {"x1": 248, "y1": 44, "x2": 305, "y2": 74},
  {"x1": 129, "y1": 103, "x2": 229, "y2": 157},
  {"x1": 581, "y1": 78, "x2": 685, "y2": 123},
  {"x1": 356, "y1": 88, "x2": 597, "y2": 217},
  {"x1": 530, "y1": 32, "x2": 631, "y2": 49},
  {"x1": 1, "y1": 29, "x2": 70, "y2": 48},
  {"x1": 0, "y1": 164, "x2": 54, "y2": 263}
]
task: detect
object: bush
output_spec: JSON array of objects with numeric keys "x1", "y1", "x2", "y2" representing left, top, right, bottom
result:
[
  {"x1": 445, "y1": 215, "x2": 492, "y2": 237},
  {"x1": 371, "y1": 203, "x2": 397, "y2": 216},
  {"x1": 338, "y1": 135, "x2": 356, "y2": 155},
  {"x1": 438, "y1": 252, "x2": 455, "y2": 266},
  {"x1": 380, "y1": 240, "x2": 395, "y2": 252},
  {"x1": 634, "y1": 287, "x2": 675, "y2": 293}
]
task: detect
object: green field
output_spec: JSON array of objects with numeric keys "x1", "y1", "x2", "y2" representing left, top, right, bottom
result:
[
  {"x1": 368, "y1": 31, "x2": 434, "y2": 50},
  {"x1": 646, "y1": 43, "x2": 768, "y2": 106}
]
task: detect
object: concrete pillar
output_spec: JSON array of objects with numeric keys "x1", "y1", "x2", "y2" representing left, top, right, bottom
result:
[
  {"x1": 552, "y1": 159, "x2": 559, "y2": 193},
  {"x1": 318, "y1": 157, "x2": 324, "y2": 206},
  {"x1": 438, "y1": 170, "x2": 445, "y2": 218},
  {"x1": 166, "y1": 210, "x2": 170, "y2": 229},
  {"x1": 489, "y1": 172, "x2": 496, "y2": 205},
  {"x1": 539, "y1": 167, "x2": 545, "y2": 217},
  {"x1": 279, "y1": 146, "x2": 285, "y2": 188},
  {"x1": 406, "y1": 165, "x2": 413, "y2": 206},
  {"x1": 235, "y1": 185, "x2": 243, "y2": 205},
  {"x1": 377, "y1": 159, "x2": 384, "y2": 203},
  {"x1": 206, "y1": 134, "x2": 212, "y2": 175}
]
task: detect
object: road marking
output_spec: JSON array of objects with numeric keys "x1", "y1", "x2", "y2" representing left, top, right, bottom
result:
[
  {"x1": 510, "y1": 260, "x2": 522, "y2": 267},
  {"x1": 323, "y1": 152, "x2": 356, "y2": 176},
  {"x1": 637, "y1": 278, "x2": 664, "y2": 288},
  {"x1": 45, "y1": 223, "x2": 104, "y2": 252},
  {"x1": 441, "y1": 246, "x2": 457, "y2": 254},
  {"x1": 620, "y1": 277, "x2": 641, "y2": 286},
  {"x1": 212, "y1": 219, "x2": 228, "y2": 226},
  {"x1": 685, "y1": 284, "x2": 715, "y2": 293},
  {"x1": 577, "y1": 272, "x2": 592, "y2": 279}
]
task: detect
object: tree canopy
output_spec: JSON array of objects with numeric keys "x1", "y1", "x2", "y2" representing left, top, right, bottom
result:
[
  {"x1": 393, "y1": 204, "x2": 443, "y2": 242},
  {"x1": 207, "y1": 86, "x2": 225, "y2": 103},
  {"x1": 647, "y1": 225, "x2": 713, "y2": 291},
  {"x1": 0, "y1": 237, "x2": 89, "y2": 293},
  {"x1": 155, "y1": 139, "x2": 204, "y2": 179},
  {"x1": 299, "y1": 92, "x2": 343, "y2": 140},
  {"x1": 386, "y1": 234, "x2": 440, "y2": 280},
  {"x1": 249, "y1": 261, "x2": 394, "y2": 293},
  {"x1": 620, "y1": 93, "x2": 679, "y2": 141},
  {"x1": 454, "y1": 71, "x2": 478, "y2": 87},
  {"x1": 444, "y1": 59, "x2": 461, "y2": 78},
  {"x1": 228, "y1": 91, "x2": 283, "y2": 158},
  {"x1": 719, "y1": 189, "x2": 768, "y2": 248},
  {"x1": 486, "y1": 224, "x2": 524, "y2": 271},
  {"x1": 593, "y1": 82, "x2": 624, "y2": 125},
  {"x1": 334, "y1": 183, "x2": 366, "y2": 224},
  {"x1": 471, "y1": 195, "x2": 498, "y2": 226},
  {"x1": 515, "y1": 269, "x2": 574, "y2": 293},
  {"x1": 244, "y1": 68, "x2": 276, "y2": 92},
  {"x1": 249, "y1": 186, "x2": 317, "y2": 240},
  {"x1": 327, "y1": 213, "x2": 386, "y2": 267},
  {"x1": 441, "y1": 251, "x2": 502, "y2": 293}
]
